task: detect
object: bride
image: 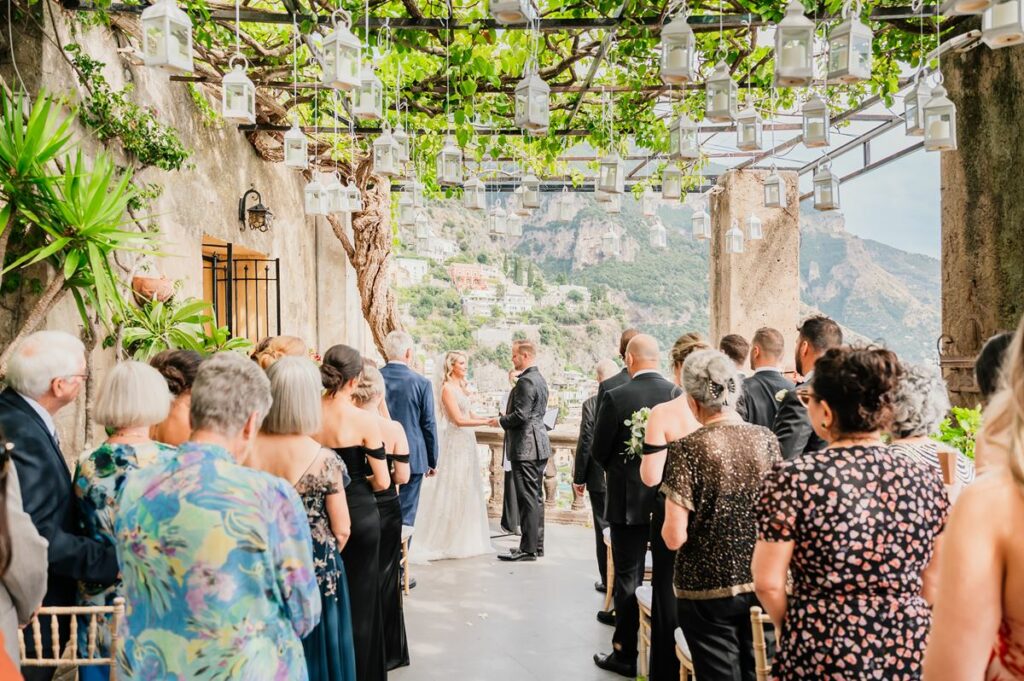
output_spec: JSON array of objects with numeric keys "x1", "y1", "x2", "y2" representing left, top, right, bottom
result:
[{"x1": 410, "y1": 351, "x2": 494, "y2": 563}]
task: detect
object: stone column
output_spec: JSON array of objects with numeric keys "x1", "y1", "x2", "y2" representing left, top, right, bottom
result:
[{"x1": 709, "y1": 169, "x2": 801, "y2": 347}]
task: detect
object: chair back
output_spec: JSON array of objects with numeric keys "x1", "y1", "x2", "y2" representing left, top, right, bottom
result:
[
  {"x1": 750, "y1": 605, "x2": 773, "y2": 681},
  {"x1": 18, "y1": 597, "x2": 125, "y2": 680}
]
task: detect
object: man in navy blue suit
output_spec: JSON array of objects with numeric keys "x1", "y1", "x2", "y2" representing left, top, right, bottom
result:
[{"x1": 380, "y1": 330, "x2": 439, "y2": 530}]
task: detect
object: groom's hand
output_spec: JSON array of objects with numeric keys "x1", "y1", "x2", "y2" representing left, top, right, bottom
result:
[
  {"x1": 572, "y1": 483, "x2": 586, "y2": 497},
  {"x1": 425, "y1": 468, "x2": 437, "y2": 478},
  {"x1": 486, "y1": 417, "x2": 500, "y2": 428}
]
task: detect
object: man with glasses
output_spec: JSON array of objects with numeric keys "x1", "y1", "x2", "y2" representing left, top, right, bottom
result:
[{"x1": 0, "y1": 331, "x2": 118, "y2": 680}]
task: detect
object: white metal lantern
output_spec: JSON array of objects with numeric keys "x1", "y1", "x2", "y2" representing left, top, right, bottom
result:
[
  {"x1": 904, "y1": 79, "x2": 931, "y2": 136},
  {"x1": 603, "y1": 193, "x2": 622, "y2": 214},
  {"x1": 393, "y1": 123, "x2": 411, "y2": 163},
  {"x1": 373, "y1": 126, "x2": 399, "y2": 177},
  {"x1": 522, "y1": 173, "x2": 541, "y2": 208},
  {"x1": 599, "y1": 151, "x2": 625, "y2": 194},
  {"x1": 463, "y1": 175, "x2": 486, "y2": 211},
  {"x1": 324, "y1": 173, "x2": 348, "y2": 214},
  {"x1": 747, "y1": 213, "x2": 764, "y2": 240},
  {"x1": 983, "y1": 0, "x2": 1024, "y2": 47},
  {"x1": 414, "y1": 211, "x2": 430, "y2": 240},
  {"x1": 558, "y1": 188, "x2": 574, "y2": 220},
  {"x1": 407, "y1": 173, "x2": 424, "y2": 206},
  {"x1": 353, "y1": 65, "x2": 383, "y2": 120},
  {"x1": 641, "y1": 187, "x2": 659, "y2": 216},
  {"x1": 669, "y1": 113, "x2": 700, "y2": 160},
  {"x1": 222, "y1": 58, "x2": 256, "y2": 124},
  {"x1": 706, "y1": 61, "x2": 738, "y2": 122},
  {"x1": 764, "y1": 170, "x2": 783, "y2": 208},
  {"x1": 736, "y1": 107, "x2": 763, "y2": 151},
  {"x1": 812, "y1": 164, "x2": 840, "y2": 210},
  {"x1": 508, "y1": 213, "x2": 524, "y2": 237},
  {"x1": 515, "y1": 71, "x2": 551, "y2": 132},
  {"x1": 725, "y1": 221, "x2": 745, "y2": 254},
  {"x1": 923, "y1": 85, "x2": 958, "y2": 152},
  {"x1": 397, "y1": 189, "x2": 416, "y2": 226},
  {"x1": 141, "y1": 0, "x2": 194, "y2": 74},
  {"x1": 436, "y1": 136, "x2": 463, "y2": 187},
  {"x1": 802, "y1": 95, "x2": 830, "y2": 148},
  {"x1": 489, "y1": 205, "x2": 508, "y2": 236},
  {"x1": 602, "y1": 228, "x2": 621, "y2": 256},
  {"x1": 345, "y1": 182, "x2": 363, "y2": 213},
  {"x1": 490, "y1": 0, "x2": 535, "y2": 25},
  {"x1": 322, "y1": 10, "x2": 361, "y2": 90},
  {"x1": 662, "y1": 165, "x2": 683, "y2": 200},
  {"x1": 304, "y1": 174, "x2": 329, "y2": 216},
  {"x1": 649, "y1": 219, "x2": 668, "y2": 249},
  {"x1": 511, "y1": 186, "x2": 532, "y2": 216},
  {"x1": 692, "y1": 205, "x2": 711, "y2": 240},
  {"x1": 283, "y1": 120, "x2": 308, "y2": 169},
  {"x1": 827, "y1": 15, "x2": 873, "y2": 83},
  {"x1": 660, "y1": 12, "x2": 697, "y2": 84},
  {"x1": 775, "y1": 0, "x2": 815, "y2": 87}
]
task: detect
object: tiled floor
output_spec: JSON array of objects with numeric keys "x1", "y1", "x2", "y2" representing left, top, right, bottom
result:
[{"x1": 392, "y1": 521, "x2": 624, "y2": 681}]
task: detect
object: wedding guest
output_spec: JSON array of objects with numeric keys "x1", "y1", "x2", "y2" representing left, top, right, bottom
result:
[
  {"x1": 0, "y1": 331, "x2": 117, "y2": 681},
  {"x1": 975, "y1": 331, "x2": 1014, "y2": 403},
  {"x1": 737, "y1": 327, "x2": 795, "y2": 429},
  {"x1": 353, "y1": 365, "x2": 411, "y2": 671},
  {"x1": 318, "y1": 345, "x2": 389, "y2": 681},
  {"x1": 753, "y1": 347, "x2": 948, "y2": 680},
  {"x1": 661, "y1": 350, "x2": 780, "y2": 681},
  {"x1": 249, "y1": 356, "x2": 357, "y2": 681},
  {"x1": 924, "y1": 315, "x2": 1024, "y2": 680},
  {"x1": 596, "y1": 328, "x2": 640, "y2": 407},
  {"x1": 251, "y1": 334, "x2": 308, "y2": 370},
  {"x1": 591, "y1": 334, "x2": 680, "y2": 678},
  {"x1": 115, "y1": 353, "x2": 320, "y2": 680},
  {"x1": 772, "y1": 315, "x2": 843, "y2": 459},
  {"x1": 72, "y1": 361, "x2": 175, "y2": 681},
  {"x1": 149, "y1": 349, "x2": 203, "y2": 446},
  {"x1": 718, "y1": 333, "x2": 750, "y2": 378}
]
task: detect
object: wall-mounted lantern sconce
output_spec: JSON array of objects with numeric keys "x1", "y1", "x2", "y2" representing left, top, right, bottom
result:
[{"x1": 239, "y1": 185, "x2": 273, "y2": 232}]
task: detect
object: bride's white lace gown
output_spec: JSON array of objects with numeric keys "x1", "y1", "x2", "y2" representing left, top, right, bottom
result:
[{"x1": 409, "y1": 387, "x2": 494, "y2": 563}]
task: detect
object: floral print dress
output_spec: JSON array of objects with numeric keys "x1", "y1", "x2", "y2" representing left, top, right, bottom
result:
[{"x1": 757, "y1": 445, "x2": 949, "y2": 680}]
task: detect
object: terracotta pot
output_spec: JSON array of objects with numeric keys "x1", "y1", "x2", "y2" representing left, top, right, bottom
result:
[{"x1": 132, "y1": 275, "x2": 175, "y2": 303}]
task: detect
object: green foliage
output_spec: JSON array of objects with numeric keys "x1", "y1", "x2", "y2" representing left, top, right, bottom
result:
[
  {"x1": 935, "y1": 406, "x2": 983, "y2": 460},
  {"x1": 186, "y1": 83, "x2": 221, "y2": 128},
  {"x1": 401, "y1": 284, "x2": 462, "y2": 320},
  {"x1": 474, "y1": 342, "x2": 512, "y2": 370},
  {"x1": 111, "y1": 297, "x2": 252, "y2": 360}
]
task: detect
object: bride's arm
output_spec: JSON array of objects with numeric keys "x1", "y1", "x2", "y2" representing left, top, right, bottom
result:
[
  {"x1": 389, "y1": 421, "x2": 411, "y2": 485},
  {"x1": 441, "y1": 384, "x2": 490, "y2": 427}
]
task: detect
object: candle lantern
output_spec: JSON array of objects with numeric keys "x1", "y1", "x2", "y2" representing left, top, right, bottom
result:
[
  {"x1": 463, "y1": 175, "x2": 486, "y2": 211},
  {"x1": 660, "y1": 12, "x2": 697, "y2": 84},
  {"x1": 904, "y1": 79, "x2": 931, "y2": 136},
  {"x1": 735, "y1": 107, "x2": 763, "y2": 151},
  {"x1": 436, "y1": 135, "x2": 463, "y2": 187},
  {"x1": 222, "y1": 58, "x2": 256, "y2": 124},
  {"x1": 558, "y1": 188, "x2": 575, "y2": 220},
  {"x1": 397, "y1": 189, "x2": 416, "y2": 226},
  {"x1": 598, "y1": 151, "x2": 625, "y2": 194},
  {"x1": 322, "y1": 10, "x2": 361, "y2": 90},
  {"x1": 775, "y1": 0, "x2": 815, "y2": 87},
  {"x1": 649, "y1": 219, "x2": 668, "y2": 249},
  {"x1": 490, "y1": 0, "x2": 535, "y2": 25},
  {"x1": 414, "y1": 211, "x2": 430, "y2": 240},
  {"x1": 373, "y1": 126, "x2": 399, "y2": 177},
  {"x1": 512, "y1": 186, "x2": 532, "y2": 216},
  {"x1": 983, "y1": 0, "x2": 1024, "y2": 47},
  {"x1": 725, "y1": 221, "x2": 745, "y2": 254},
  {"x1": 514, "y1": 70, "x2": 550, "y2": 132},
  {"x1": 604, "y1": 193, "x2": 622, "y2": 214},
  {"x1": 602, "y1": 228, "x2": 621, "y2": 256},
  {"x1": 393, "y1": 123, "x2": 411, "y2": 163},
  {"x1": 802, "y1": 95, "x2": 830, "y2": 148},
  {"x1": 522, "y1": 173, "x2": 541, "y2": 208},
  {"x1": 283, "y1": 121, "x2": 308, "y2": 169},
  {"x1": 747, "y1": 213, "x2": 764, "y2": 240},
  {"x1": 706, "y1": 61, "x2": 738, "y2": 122},
  {"x1": 641, "y1": 187, "x2": 659, "y2": 216},
  {"x1": 353, "y1": 65, "x2": 383, "y2": 119},
  {"x1": 324, "y1": 173, "x2": 348, "y2": 214},
  {"x1": 141, "y1": 0, "x2": 194, "y2": 74},
  {"x1": 923, "y1": 85, "x2": 958, "y2": 152},
  {"x1": 669, "y1": 113, "x2": 700, "y2": 160},
  {"x1": 489, "y1": 205, "x2": 508, "y2": 236},
  {"x1": 304, "y1": 174, "x2": 329, "y2": 216},
  {"x1": 763, "y1": 169, "x2": 784, "y2": 208},
  {"x1": 508, "y1": 213, "x2": 524, "y2": 237},
  {"x1": 827, "y1": 15, "x2": 873, "y2": 83},
  {"x1": 812, "y1": 164, "x2": 840, "y2": 210},
  {"x1": 662, "y1": 165, "x2": 683, "y2": 200},
  {"x1": 691, "y1": 205, "x2": 711, "y2": 240},
  {"x1": 344, "y1": 182, "x2": 363, "y2": 213}
]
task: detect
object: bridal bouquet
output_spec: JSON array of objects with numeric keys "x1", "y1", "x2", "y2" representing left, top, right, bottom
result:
[{"x1": 623, "y1": 407, "x2": 652, "y2": 462}]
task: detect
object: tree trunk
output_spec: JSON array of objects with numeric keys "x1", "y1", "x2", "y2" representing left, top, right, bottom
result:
[{"x1": 0, "y1": 270, "x2": 67, "y2": 378}]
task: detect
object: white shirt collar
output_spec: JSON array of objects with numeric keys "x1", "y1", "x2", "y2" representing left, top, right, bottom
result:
[
  {"x1": 754, "y1": 366, "x2": 782, "y2": 374},
  {"x1": 17, "y1": 391, "x2": 57, "y2": 439},
  {"x1": 386, "y1": 360, "x2": 407, "y2": 366},
  {"x1": 632, "y1": 369, "x2": 660, "y2": 378}
]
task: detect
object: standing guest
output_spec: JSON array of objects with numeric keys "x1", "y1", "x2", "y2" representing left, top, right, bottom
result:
[
  {"x1": 318, "y1": 345, "x2": 390, "y2": 681},
  {"x1": 148, "y1": 349, "x2": 203, "y2": 446},
  {"x1": 490, "y1": 340, "x2": 551, "y2": 562},
  {"x1": 772, "y1": 316, "x2": 843, "y2": 459},
  {"x1": 72, "y1": 361, "x2": 175, "y2": 681},
  {"x1": 353, "y1": 365, "x2": 411, "y2": 671},
  {"x1": 640, "y1": 333, "x2": 708, "y2": 680},
  {"x1": 248, "y1": 356, "x2": 357, "y2": 681},
  {"x1": 573, "y1": 358, "x2": 620, "y2": 598},
  {"x1": 596, "y1": 329, "x2": 640, "y2": 408},
  {"x1": 753, "y1": 347, "x2": 948, "y2": 680},
  {"x1": 737, "y1": 327, "x2": 795, "y2": 429},
  {"x1": 251, "y1": 334, "x2": 308, "y2": 370},
  {"x1": 0, "y1": 331, "x2": 118, "y2": 681},
  {"x1": 661, "y1": 350, "x2": 780, "y2": 681},
  {"x1": 591, "y1": 335, "x2": 680, "y2": 678},
  {"x1": 975, "y1": 331, "x2": 1014, "y2": 404},
  {"x1": 115, "y1": 353, "x2": 320, "y2": 680},
  {"x1": 718, "y1": 334, "x2": 750, "y2": 378},
  {"x1": 924, "y1": 315, "x2": 1024, "y2": 680},
  {"x1": 379, "y1": 331, "x2": 438, "y2": 532}
]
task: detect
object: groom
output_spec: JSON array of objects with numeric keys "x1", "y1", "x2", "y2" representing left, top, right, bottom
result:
[{"x1": 489, "y1": 339, "x2": 551, "y2": 562}]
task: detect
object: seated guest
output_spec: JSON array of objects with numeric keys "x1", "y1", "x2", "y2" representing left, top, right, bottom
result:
[
  {"x1": 149, "y1": 350, "x2": 203, "y2": 446},
  {"x1": 753, "y1": 347, "x2": 948, "y2": 681},
  {"x1": 115, "y1": 353, "x2": 320, "y2": 680},
  {"x1": 924, "y1": 316, "x2": 1024, "y2": 680},
  {"x1": 737, "y1": 327, "x2": 795, "y2": 429},
  {"x1": 249, "y1": 356, "x2": 357, "y2": 681},
  {"x1": 72, "y1": 361, "x2": 175, "y2": 681},
  {"x1": 0, "y1": 331, "x2": 118, "y2": 681},
  {"x1": 718, "y1": 333, "x2": 750, "y2": 378},
  {"x1": 251, "y1": 335, "x2": 309, "y2": 370},
  {"x1": 661, "y1": 350, "x2": 780, "y2": 681}
]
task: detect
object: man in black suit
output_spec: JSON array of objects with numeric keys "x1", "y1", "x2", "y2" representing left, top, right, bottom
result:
[
  {"x1": 492, "y1": 339, "x2": 551, "y2": 562},
  {"x1": 1, "y1": 331, "x2": 119, "y2": 680},
  {"x1": 718, "y1": 333, "x2": 750, "y2": 380},
  {"x1": 772, "y1": 316, "x2": 843, "y2": 459},
  {"x1": 738, "y1": 327, "x2": 796, "y2": 429},
  {"x1": 594, "y1": 328, "x2": 639, "y2": 409},
  {"x1": 591, "y1": 335, "x2": 680, "y2": 678}
]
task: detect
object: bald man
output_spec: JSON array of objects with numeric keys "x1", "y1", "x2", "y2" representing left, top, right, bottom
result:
[{"x1": 591, "y1": 335, "x2": 681, "y2": 678}]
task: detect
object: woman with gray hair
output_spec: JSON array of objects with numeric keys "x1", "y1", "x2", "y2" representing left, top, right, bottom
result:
[
  {"x1": 889, "y1": 362, "x2": 975, "y2": 487},
  {"x1": 660, "y1": 349, "x2": 781, "y2": 681}
]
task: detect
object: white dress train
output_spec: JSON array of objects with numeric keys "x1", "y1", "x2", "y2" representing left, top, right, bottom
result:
[{"x1": 409, "y1": 388, "x2": 494, "y2": 563}]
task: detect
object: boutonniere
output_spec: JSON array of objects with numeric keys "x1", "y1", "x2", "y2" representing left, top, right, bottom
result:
[
  {"x1": 623, "y1": 407, "x2": 652, "y2": 462},
  {"x1": 775, "y1": 388, "x2": 788, "y2": 403},
  {"x1": 309, "y1": 348, "x2": 323, "y2": 365}
]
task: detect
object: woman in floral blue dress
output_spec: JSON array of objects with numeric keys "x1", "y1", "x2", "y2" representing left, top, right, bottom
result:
[{"x1": 73, "y1": 361, "x2": 176, "y2": 681}]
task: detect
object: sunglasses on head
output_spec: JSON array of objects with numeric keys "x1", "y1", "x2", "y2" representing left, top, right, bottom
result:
[{"x1": 796, "y1": 387, "x2": 818, "y2": 407}]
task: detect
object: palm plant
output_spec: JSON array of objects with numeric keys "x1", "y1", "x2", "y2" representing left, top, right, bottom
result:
[{"x1": 117, "y1": 298, "x2": 212, "y2": 361}]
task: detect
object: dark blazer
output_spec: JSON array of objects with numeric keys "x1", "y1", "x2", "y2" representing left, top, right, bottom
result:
[
  {"x1": 772, "y1": 378, "x2": 828, "y2": 460},
  {"x1": 739, "y1": 369, "x2": 796, "y2": 430},
  {"x1": 591, "y1": 372, "x2": 681, "y2": 525},
  {"x1": 0, "y1": 389, "x2": 118, "y2": 610},
  {"x1": 572, "y1": 394, "x2": 605, "y2": 492},
  {"x1": 380, "y1": 362, "x2": 439, "y2": 474},
  {"x1": 595, "y1": 367, "x2": 630, "y2": 410},
  {"x1": 499, "y1": 366, "x2": 552, "y2": 462}
]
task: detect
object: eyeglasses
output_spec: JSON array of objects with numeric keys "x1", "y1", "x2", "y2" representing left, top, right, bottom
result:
[
  {"x1": 796, "y1": 387, "x2": 818, "y2": 407},
  {"x1": 59, "y1": 373, "x2": 89, "y2": 382}
]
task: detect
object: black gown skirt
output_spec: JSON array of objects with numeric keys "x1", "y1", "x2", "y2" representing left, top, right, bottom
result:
[{"x1": 375, "y1": 454, "x2": 410, "y2": 670}]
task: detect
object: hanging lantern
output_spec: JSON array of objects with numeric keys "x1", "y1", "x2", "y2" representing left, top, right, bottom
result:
[
  {"x1": 641, "y1": 187, "x2": 659, "y2": 216},
  {"x1": 942, "y1": 0, "x2": 993, "y2": 14},
  {"x1": 397, "y1": 189, "x2": 416, "y2": 226},
  {"x1": 522, "y1": 173, "x2": 541, "y2": 208},
  {"x1": 602, "y1": 228, "x2": 621, "y2": 256},
  {"x1": 599, "y1": 151, "x2": 624, "y2": 194},
  {"x1": 775, "y1": 0, "x2": 815, "y2": 87},
  {"x1": 603, "y1": 193, "x2": 622, "y2": 214},
  {"x1": 705, "y1": 61, "x2": 738, "y2": 122},
  {"x1": 304, "y1": 174, "x2": 329, "y2": 216},
  {"x1": 812, "y1": 164, "x2": 840, "y2": 210},
  {"x1": 489, "y1": 205, "x2": 508, "y2": 236},
  {"x1": 464, "y1": 175, "x2": 486, "y2": 211},
  {"x1": 508, "y1": 213, "x2": 524, "y2": 237},
  {"x1": 904, "y1": 78, "x2": 931, "y2": 136},
  {"x1": 668, "y1": 113, "x2": 700, "y2": 160},
  {"x1": 353, "y1": 64, "x2": 383, "y2": 120},
  {"x1": 649, "y1": 219, "x2": 668, "y2": 249},
  {"x1": 747, "y1": 213, "x2": 764, "y2": 240},
  {"x1": 725, "y1": 221, "x2": 745, "y2": 254},
  {"x1": 736, "y1": 107, "x2": 763, "y2": 151},
  {"x1": 345, "y1": 182, "x2": 363, "y2": 213},
  {"x1": 283, "y1": 120, "x2": 308, "y2": 169},
  {"x1": 802, "y1": 95, "x2": 830, "y2": 148},
  {"x1": 141, "y1": 0, "x2": 194, "y2": 74},
  {"x1": 923, "y1": 85, "x2": 958, "y2": 152},
  {"x1": 558, "y1": 188, "x2": 575, "y2": 220},
  {"x1": 983, "y1": 0, "x2": 1024, "y2": 47},
  {"x1": 324, "y1": 173, "x2": 348, "y2": 214},
  {"x1": 691, "y1": 205, "x2": 711, "y2": 240},
  {"x1": 222, "y1": 58, "x2": 256, "y2": 124},
  {"x1": 490, "y1": 0, "x2": 535, "y2": 25},
  {"x1": 827, "y1": 15, "x2": 874, "y2": 83},
  {"x1": 414, "y1": 211, "x2": 430, "y2": 240},
  {"x1": 660, "y1": 12, "x2": 697, "y2": 84},
  {"x1": 406, "y1": 172, "x2": 424, "y2": 206},
  {"x1": 515, "y1": 70, "x2": 551, "y2": 132},
  {"x1": 436, "y1": 136, "x2": 463, "y2": 187},
  {"x1": 511, "y1": 186, "x2": 531, "y2": 216},
  {"x1": 373, "y1": 126, "x2": 399, "y2": 177},
  {"x1": 322, "y1": 10, "x2": 361, "y2": 90},
  {"x1": 764, "y1": 169, "x2": 784, "y2": 208},
  {"x1": 662, "y1": 165, "x2": 683, "y2": 200},
  {"x1": 393, "y1": 123, "x2": 411, "y2": 163}
]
